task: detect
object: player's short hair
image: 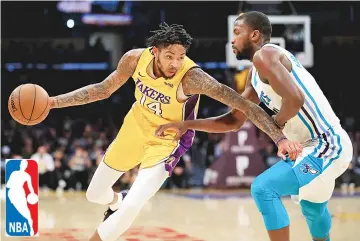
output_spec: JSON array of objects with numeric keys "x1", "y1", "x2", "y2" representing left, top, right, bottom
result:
[
  {"x1": 146, "y1": 22, "x2": 193, "y2": 50},
  {"x1": 236, "y1": 11, "x2": 272, "y2": 42}
]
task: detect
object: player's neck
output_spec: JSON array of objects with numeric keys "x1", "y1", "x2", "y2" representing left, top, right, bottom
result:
[
  {"x1": 152, "y1": 60, "x2": 162, "y2": 79},
  {"x1": 250, "y1": 42, "x2": 267, "y2": 61}
]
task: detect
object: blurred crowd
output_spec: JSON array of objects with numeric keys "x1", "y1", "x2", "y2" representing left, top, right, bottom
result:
[
  {"x1": 2, "y1": 38, "x2": 109, "y2": 64},
  {"x1": 0, "y1": 113, "x2": 225, "y2": 191},
  {"x1": 2, "y1": 110, "x2": 360, "y2": 194}
]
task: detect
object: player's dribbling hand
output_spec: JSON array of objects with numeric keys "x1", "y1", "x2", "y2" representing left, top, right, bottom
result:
[
  {"x1": 155, "y1": 122, "x2": 188, "y2": 141},
  {"x1": 276, "y1": 139, "x2": 303, "y2": 161}
]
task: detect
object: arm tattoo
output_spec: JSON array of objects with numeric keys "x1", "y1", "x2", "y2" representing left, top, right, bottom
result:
[
  {"x1": 54, "y1": 49, "x2": 143, "y2": 108},
  {"x1": 182, "y1": 67, "x2": 286, "y2": 142}
]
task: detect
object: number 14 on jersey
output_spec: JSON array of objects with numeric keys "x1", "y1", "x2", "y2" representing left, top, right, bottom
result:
[{"x1": 140, "y1": 94, "x2": 163, "y2": 116}]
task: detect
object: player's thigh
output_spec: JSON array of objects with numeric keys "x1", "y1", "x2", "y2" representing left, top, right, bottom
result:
[
  {"x1": 88, "y1": 160, "x2": 123, "y2": 191},
  {"x1": 104, "y1": 125, "x2": 145, "y2": 172},
  {"x1": 125, "y1": 162, "x2": 169, "y2": 205},
  {"x1": 139, "y1": 144, "x2": 177, "y2": 170},
  {"x1": 292, "y1": 154, "x2": 333, "y2": 203},
  {"x1": 252, "y1": 160, "x2": 300, "y2": 197}
]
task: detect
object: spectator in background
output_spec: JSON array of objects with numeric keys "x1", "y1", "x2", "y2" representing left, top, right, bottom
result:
[
  {"x1": 352, "y1": 131, "x2": 360, "y2": 188},
  {"x1": 185, "y1": 136, "x2": 212, "y2": 188},
  {"x1": 52, "y1": 149, "x2": 67, "y2": 190},
  {"x1": 30, "y1": 145, "x2": 55, "y2": 190},
  {"x1": 260, "y1": 142, "x2": 280, "y2": 168},
  {"x1": 92, "y1": 146, "x2": 105, "y2": 166},
  {"x1": 117, "y1": 167, "x2": 138, "y2": 191},
  {"x1": 165, "y1": 159, "x2": 188, "y2": 189},
  {"x1": 21, "y1": 137, "x2": 33, "y2": 159},
  {"x1": 1, "y1": 146, "x2": 11, "y2": 184},
  {"x1": 68, "y1": 146, "x2": 92, "y2": 190},
  {"x1": 233, "y1": 67, "x2": 251, "y2": 93},
  {"x1": 353, "y1": 156, "x2": 360, "y2": 187}
]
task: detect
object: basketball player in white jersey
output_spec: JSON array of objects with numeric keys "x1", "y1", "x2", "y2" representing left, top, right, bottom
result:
[
  {"x1": 6, "y1": 160, "x2": 36, "y2": 236},
  {"x1": 156, "y1": 12, "x2": 353, "y2": 241}
]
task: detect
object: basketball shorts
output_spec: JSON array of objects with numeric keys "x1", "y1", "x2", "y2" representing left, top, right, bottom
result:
[
  {"x1": 103, "y1": 108, "x2": 194, "y2": 173},
  {"x1": 290, "y1": 124, "x2": 353, "y2": 203}
]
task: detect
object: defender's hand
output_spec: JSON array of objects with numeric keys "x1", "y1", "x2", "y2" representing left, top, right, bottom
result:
[
  {"x1": 276, "y1": 139, "x2": 303, "y2": 160},
  {"x1": 155, "y1": 122, "x2": 188, "y2": 141}
]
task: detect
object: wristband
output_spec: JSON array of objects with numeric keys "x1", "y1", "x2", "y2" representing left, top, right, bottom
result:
[
  {"x1": 275, "y1": 136, "x2": 287, "y2": 146},
  {"x1": 272, "y1": 115, "x2": 286, "y2": 129}
]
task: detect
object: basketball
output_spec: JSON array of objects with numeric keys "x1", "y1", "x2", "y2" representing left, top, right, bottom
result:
[
  {"x1": 27, "y1": 193, "x2": 38, "y2": 205},
  {"x1": 8, "y1": 84, "x2": 50, "y2": 126}
]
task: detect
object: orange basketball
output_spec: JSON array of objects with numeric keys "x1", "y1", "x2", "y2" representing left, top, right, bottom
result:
[{"x1": 8, "y1": 84, "x2": 50, "y2": 125}]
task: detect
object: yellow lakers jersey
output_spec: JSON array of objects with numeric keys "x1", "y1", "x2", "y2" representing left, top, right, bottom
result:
[{"x1": 130, "y1": 48, "x2": 200, "y2": 133}]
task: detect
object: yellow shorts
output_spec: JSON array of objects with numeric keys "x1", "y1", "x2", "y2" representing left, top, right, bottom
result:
[{"x1": 103, "y1": 109, "x2": 179, "y2": 172}]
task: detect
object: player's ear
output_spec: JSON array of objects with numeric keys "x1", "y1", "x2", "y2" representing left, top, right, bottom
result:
[
  {"x1": 251, "y1": 30, "x2": 261, "y2": 42},
  {"x1": 152, "y1": 47, "x2": 159, "y2": 58}
]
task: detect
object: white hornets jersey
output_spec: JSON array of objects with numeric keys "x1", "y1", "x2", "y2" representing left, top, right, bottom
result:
[{"x1": 251, "y1": 43, "x2": 340, "y2": 143}]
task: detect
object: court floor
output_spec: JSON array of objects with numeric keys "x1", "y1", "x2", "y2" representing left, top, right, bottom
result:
[{"x1": 1, "y1": 189, "x2": 360, "y2": 241}]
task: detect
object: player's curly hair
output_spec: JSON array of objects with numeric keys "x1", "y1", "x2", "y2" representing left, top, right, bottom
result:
[{"x1": 146, "y1": 22, "x2": 193, "y2": 50}]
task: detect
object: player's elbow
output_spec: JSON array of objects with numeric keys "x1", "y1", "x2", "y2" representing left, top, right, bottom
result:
[
  {"x1": 291, "y1": 90, "x2": 305, "y2": 109},
  {"x1": 230, "y1": 120, "x2": 244, "y2": 132},
  {"x1": 216, "y1": 115, "x2": 243, "y2": 132}
]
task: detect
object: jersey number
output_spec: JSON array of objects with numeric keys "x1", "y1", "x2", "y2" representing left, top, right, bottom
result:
[{"x1": 141, "y1": 95, "x2": 162, "y2": 116}]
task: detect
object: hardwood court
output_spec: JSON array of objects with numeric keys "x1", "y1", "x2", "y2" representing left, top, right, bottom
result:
[{"x1": 1, "y1": 189, "x2": 360, "y2": 241}]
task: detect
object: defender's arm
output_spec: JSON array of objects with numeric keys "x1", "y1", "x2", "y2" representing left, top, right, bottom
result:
[
  {"x1": 253, "y1": 47, "x2": 305, "y2": 128},
  {"x1": 50, "y1": 49, "x2": 143, "y2": 108}
]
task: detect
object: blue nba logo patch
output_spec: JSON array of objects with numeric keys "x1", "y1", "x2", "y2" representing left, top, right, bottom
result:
[
  {"x1": 300, "y1": 163, "x2": 319, "y2": 175},
  {"x1": 5, "y1": 159, "x2": 39, "y2": 237}
]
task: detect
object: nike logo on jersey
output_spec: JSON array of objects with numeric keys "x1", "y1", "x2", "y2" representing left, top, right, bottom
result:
[
  {"x1": 138, "y1": 72, "x2": 146, "y2": 77},
  {"x1": 164, "y1": 82, "x2": 174, "y2": 88},
  {"x1": 135, "y1": 79, "x2": 171, "y2": 104}
]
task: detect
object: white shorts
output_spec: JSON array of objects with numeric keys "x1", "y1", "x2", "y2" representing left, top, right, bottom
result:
[{"x1": 291, "y1": 124, "x2": 353, "y2": 203}]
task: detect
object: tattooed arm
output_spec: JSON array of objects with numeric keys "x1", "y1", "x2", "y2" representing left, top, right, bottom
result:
[
  {"x1": 156, "y1": 69, "x2": 259, "y2": 137},
  {"x1": 50, "y1": 49, "x2": 144, "y2": 108},
  {"x1": 182, "y1": 67, "x2": 286, "y2": 144}
]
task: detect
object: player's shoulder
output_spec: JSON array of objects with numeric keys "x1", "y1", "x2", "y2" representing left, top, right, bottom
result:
[
  {"x1": 118, "y1": 48, "x2": 147, "y2": 70},
  {"x1": 253, "y1": 46, "x2": 284, "y2": 70},
  {"x1": 254, "y1": 46, "x2": 282, "y2": 62},
  {"x1": 123, "y1": 48, "x2": 146, "y2": 61},
  {"x1": 182, "y1": 66, "x2": 203, "y2": 80}
]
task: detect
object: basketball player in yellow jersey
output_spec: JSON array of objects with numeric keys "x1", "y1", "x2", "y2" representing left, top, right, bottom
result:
[{"x1": 48, "y1": 23, "x2": 302, "y2": 241}]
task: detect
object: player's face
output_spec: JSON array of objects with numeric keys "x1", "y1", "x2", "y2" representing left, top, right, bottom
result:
[
  {"x1": 153, "y1": 44, "x2": 186, "y2": 79},
  {"x1": 231, "y1": 20, "x2": 256, "y2": 60}
]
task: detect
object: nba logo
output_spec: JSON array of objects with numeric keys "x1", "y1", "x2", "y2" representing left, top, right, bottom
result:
[{"x1": 5, "y1": 159, "x2": 39, "y2": 237}]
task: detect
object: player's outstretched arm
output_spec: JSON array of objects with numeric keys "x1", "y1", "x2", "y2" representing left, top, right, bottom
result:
[
  {"x1": 156, "y1": 79, "x2": 260, "y2": 137},
  {"x1": 181, "y1": 67, "x2": 303, "y2": 160},
  {"x1": 50, "y1": 49, "x2": 143, "y2": 108},
  {"x1": 182, "y1": 67, "x2": 286, "y2": 144}
]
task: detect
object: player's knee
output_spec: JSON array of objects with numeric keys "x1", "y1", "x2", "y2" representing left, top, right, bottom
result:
[
  {"x1": 124, "y1": 192, "x2": 152, "y2": 208},
  {"x1": 86, "y1": 187, "x2": 100, "y2": 203},
  {"x1": 301, "y1": 200, "x2": 327, "y2": 220},
  {"x1": 251, "y1": 176, "x2": 274, "y2": 200}
]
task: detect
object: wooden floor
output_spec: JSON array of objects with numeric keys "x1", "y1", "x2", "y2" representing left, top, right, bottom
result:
[{"x1": 1, "y1": 188, "x2": 360, "y2": 241}]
